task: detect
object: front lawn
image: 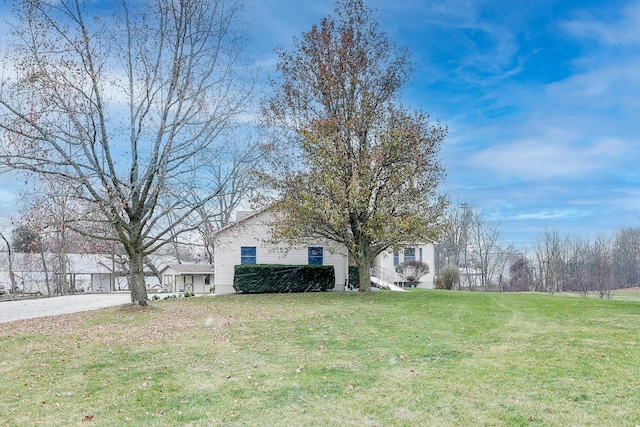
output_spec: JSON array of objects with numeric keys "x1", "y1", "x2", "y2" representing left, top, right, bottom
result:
[{"x1": 1, "y1": 291, "x2": 638, "y2": 426}]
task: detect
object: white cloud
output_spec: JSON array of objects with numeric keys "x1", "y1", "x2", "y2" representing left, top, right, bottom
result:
[
  {"x1": 468, "y1": 127, "x2": 630, "y2": 180},
  {"x1": 562, "y1": 1, "x2": 640, "y2": 47}
]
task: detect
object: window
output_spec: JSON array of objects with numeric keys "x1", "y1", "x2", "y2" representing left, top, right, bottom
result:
[
  {"x1": 419, "y1": 247, "x2": 423, "y2": 262},
  {"x1": 393, "y1": 252, "x2": 399, "y2": 266},
  {"x1": 241, "y1": 246, "x2": 257, "y2": 264},
  {"x1": 404, "y1": 247, "x2": 416, "y2": 263},
  {"x1": 308, "y1": 247, "x2": 324, "y2": 265}
]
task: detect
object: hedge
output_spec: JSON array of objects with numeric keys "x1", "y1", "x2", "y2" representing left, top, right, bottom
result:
[
  {"x1": 348, "y1": 265, "x2": 360, "y2": 289},
  {"x1": 233, "y1": 264, "x2": 335, "y2": 293}
]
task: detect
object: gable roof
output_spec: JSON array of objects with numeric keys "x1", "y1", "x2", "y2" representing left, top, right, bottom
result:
[
  {"x1": 214, "y1": 205, "x2": 274, "y2": 236},
  {"x1": 160, "y1": 264, "x2": 213, "y2": 275}
]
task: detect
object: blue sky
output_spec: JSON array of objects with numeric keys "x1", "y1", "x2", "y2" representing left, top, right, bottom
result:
[
  {"x1": 246, "y1": 0, "x2": 640, "y2": 248},
  {"x1": 1, "y1": 0, "x2": 639, "y2": 249}
]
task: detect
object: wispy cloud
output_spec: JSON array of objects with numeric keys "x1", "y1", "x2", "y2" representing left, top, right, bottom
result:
[{"x1": 561, "y1": 1, "x2": 640, "y2": 47}]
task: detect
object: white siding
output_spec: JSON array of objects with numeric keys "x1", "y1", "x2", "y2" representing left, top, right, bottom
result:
[
  {"x1": 214, "y1": 211, "x2": 348, "y2": 294},
  {"x1": 159, "y1": 265, "x2": 212, "y2": 294},
  {"x1": 373, "y1": 243, "x2": 435, "y2": 289}
]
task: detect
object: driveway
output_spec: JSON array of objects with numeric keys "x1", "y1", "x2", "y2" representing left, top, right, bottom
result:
[{"x1": 0, "y1": 293, "x2": 133, "y2": 323}]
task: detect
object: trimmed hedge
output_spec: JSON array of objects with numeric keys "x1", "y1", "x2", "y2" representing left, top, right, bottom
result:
[
  {"x1": 233, "y1": 264, "x2": 335, "y2": 293},
  {"x1": 348, "y1": 265, "x2": 360, "y2": 289}
]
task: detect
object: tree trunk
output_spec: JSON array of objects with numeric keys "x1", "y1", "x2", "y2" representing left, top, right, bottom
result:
[
  {"x1": 40, "y1": 251, "x2": 51, "y2": 296},
  {"x1": 129, "y1": 251, "x2": 149, "y2": 306},
  {"x1": 1, "y1": 233, "x2": 19, "y2": 295},
  {"x1": 358, "y1": 261, "x2": 372, "y2": 292}
]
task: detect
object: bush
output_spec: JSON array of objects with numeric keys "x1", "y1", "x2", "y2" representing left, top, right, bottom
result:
[
  {"x1": 233, "y1": 264, "x2": 335, "y2": 293},
  {"x1": 348, "y1": 265, "x2": 360, "y2": 289},
  {"x1": 395, "y1": 260, "x2": 430, "y2": 285},
  {"x1": 441, "y1": 265, "x2": 460, "y2": 290}
]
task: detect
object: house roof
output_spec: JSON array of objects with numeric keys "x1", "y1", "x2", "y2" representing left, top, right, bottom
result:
[
  {"x1": 160, "y1": 264, "x2": 213, "y2": 275},
  {"x1": 214, "y1": 205, "x2": 274, "y2": 236}
]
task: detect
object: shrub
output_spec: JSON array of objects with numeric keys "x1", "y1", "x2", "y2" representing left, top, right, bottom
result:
[
  {"x1": 395, "y1": 260, "x2": 430, "y2": 285},
  {"x1": 441, "y1": 265, "x2": 460, "y2": 290},
  {"x1": 233, "y1": 264, "x2": 335, "y2": 293},
  {"x1": 348, "y1": 265, "x2": 360, "y2": 289}
]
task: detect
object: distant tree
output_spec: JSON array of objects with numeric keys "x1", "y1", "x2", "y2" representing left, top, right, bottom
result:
[
  {"x1": 437, "y1": 202, "x2": 514, "y2": 291},
  {"x1": 440, "y1": 265, "x2": 459, "y2": 290},
  {"x1": 508, "y1": 256, "x2": 533, "y2": 291},
  {"x1": 589, "y1": 235, "x2": 613, "y2": 299},
  {"x1": 0, "y1": 0, "x2": 253, "y2": 305},
  {"x1": 435, "y1": 203, "x2": 472, "y2": 278},
  {"x1": 612, "y1": 227, "x2": 640, "y2": 288},
  {"x1": 533, "y1": 227, "x2": 568, "y2": 293},
  {"x1": 264, "y1": 0, "x2": 447, "y2": 290},
  {"x1": 466, "y1": 209, "x2": 508, "y2": 291},
  {"x1": 11, "y1": 226, "x2": 42, "y2": 254},
  {"x1": 0, "y1": 232, "x2": 18, "y2": 294}
]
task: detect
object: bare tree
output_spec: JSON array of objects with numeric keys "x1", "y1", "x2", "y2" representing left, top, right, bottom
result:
[
  {"x1": 0, "y1": 0, "x2": 253, "y2": 305},
  {"x1": 466, "y1": 210, "x2": 507, "y2": 291},
  {"x1": 533, "y1": 227, "x2": 568, "y2": 293},
  {"x1": 434, "y1": 203, "x2": 472, "y2": 281},
  {"x1": 0, "y1": 232, "x2": 18, "y2": 294},
  {"x1": 563, "y1": 236, "x2": 590, "y2": 296},
  {"x1": 589, "y1": 235, "x2": 613, "y2": 299},
  {"x1": 193, "y1": 132, "x2": 269, "y2": 264},
  {"x1": 612, "y1": 227, "x2": 640, "y2": 289},
  {"x1": 437, "y1": 203, "x2": 513, "y2": 291}
]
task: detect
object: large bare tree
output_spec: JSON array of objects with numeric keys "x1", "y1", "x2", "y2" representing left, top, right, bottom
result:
[
  {"x1": 0, "y1": 0, "x2": 253, "y2": 304},
  {"x1": 264, "y1": 0, "x2": 447, "y2": 290}
]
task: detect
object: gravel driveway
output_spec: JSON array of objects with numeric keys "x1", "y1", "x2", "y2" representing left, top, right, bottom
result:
[{"x1": 0, "y1": 293, "x2": 133, "y2": 323}]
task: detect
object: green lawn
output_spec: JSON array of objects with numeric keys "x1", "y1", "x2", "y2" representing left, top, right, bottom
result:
[{"x1": 1, "y1": 291, "x2": 639, "y2": 426}]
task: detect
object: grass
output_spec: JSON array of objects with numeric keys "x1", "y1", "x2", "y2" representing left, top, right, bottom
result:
[{"x1": 1, "y1": 290, "x2": 639, "y2": 426}]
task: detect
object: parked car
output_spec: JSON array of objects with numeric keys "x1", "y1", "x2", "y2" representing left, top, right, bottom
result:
[{"x1": 0, "y1": 284, "x2": 6, "y2": 294}]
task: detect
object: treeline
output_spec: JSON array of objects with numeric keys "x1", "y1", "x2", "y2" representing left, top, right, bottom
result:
[{"x1": 435, "y1": 203, "x2": 640, "y2": 298}]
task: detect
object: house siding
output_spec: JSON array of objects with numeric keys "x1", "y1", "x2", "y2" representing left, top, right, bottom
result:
[
  {"x1": 159, "y1": 265, "x2": 213, "y2": 294},
  {"x1": 373, "y1": 244, "x2": 435, "y2": 289},
  {"x1": 214, "y1": 211, "x2": 348, "y2": 295}
]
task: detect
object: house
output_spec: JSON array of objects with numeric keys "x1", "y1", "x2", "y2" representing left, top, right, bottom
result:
[
  {"x1": 0, "y1": 252, "x2": 173, "y2": 294},
  {"x1": 0, "y1": 253, "x2": 124, "y2": 294},
  {"x1": 159, "y1": 264, "x2": 213, "y2": 294},
  {"x1": 213, "y1": 208, "x2": 435, "y2": 294},
  {"x1": 213, "y1": 209, "x2": 349, "y2": 294}
]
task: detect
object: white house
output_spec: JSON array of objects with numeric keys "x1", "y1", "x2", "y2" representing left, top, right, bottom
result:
[
  {"x1": 213, "y1": 208, "x2": 435, "y2": 294},
  {"x1": 159, "y1": 264, "x2": 213, "y2": 294},
  {"x1": 0, "y1": 253, "x2": 124, "y2": 294}
]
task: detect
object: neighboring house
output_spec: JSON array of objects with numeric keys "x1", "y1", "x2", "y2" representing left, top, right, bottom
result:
[
  {"x1": 213, "y1": 208, "x2": 435, "y2": 295},
  {"x1": 159, "y1": 264, "x2": 213, "y2": 294},
  {"x1": 0, "y1": 253, "x2": 124, "y2": 294},
  {"x1": 0, "y1": 252, "x2": 168, "y2": 294}
]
